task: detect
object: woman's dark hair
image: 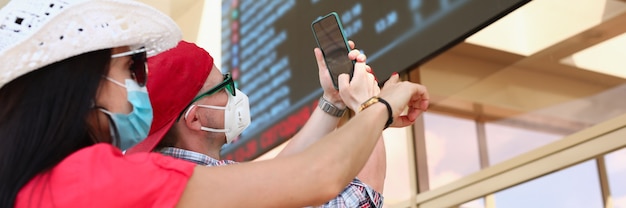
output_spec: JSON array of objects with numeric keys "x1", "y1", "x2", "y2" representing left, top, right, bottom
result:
[{"x1": 0, "y1": 49, "x2": 112, "y2": 207}]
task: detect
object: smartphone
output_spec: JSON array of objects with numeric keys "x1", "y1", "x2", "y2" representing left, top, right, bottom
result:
[{"x1": 311, "y1": 12, "x2": 354, "y2": 89}]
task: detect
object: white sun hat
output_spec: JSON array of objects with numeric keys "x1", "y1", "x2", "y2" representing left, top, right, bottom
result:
[{"x1": 0, "y1": 0, "x2": 182, "y2": 89}]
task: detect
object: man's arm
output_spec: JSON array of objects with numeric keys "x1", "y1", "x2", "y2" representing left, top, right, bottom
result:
[
  {"x1": 178, "y1": 72, "x2": 430, "y2": 208},
  {"x1": 278, "y1": 42, "x2": 386, "y2": 191},
  {"x1": 276, "y1": 42, "x2": 360, "y2": 157},
  {"x1": 357, "y1": 135, "x2": 386, "y2": 193},
  {"x1": 276, "y1": 104, "x2": 342, "y2": 157},
  {"x1": 279, "y1": 45, "x2": 387, "y2": 207}
]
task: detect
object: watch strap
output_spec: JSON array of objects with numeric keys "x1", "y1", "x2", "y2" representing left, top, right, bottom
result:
[{"x1": 318, "y1": 96, "x2": 346, "y2": 117}]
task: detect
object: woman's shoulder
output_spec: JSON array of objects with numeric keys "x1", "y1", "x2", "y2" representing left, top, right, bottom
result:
[
  {"x1": 58, "y1": 143, "x2": 197, "y2": 182},
  {"x1": 16, "y1": 144, "x2": 196, "y2": 208}
]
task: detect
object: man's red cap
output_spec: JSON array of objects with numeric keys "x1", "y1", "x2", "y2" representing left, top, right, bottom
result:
[{"x1": 126, "y1": 41, "x2": 213, "y2": 154}]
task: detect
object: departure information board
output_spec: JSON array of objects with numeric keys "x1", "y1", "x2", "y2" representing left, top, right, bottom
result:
[{"x1": 220, "y1": 0, "x2": 529, "y2": 161}]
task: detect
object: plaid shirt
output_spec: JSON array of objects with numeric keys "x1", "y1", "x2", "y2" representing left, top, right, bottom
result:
[{"x1": 160, "y1": 147, "x2": 383, "y2": 207}]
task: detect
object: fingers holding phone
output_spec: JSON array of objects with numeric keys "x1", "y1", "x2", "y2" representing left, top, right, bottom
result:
[
  {"x1": 338, "y1": 59, "x2": 379, "y2": 112},
  {"x1": 314, "y1": 47, "x2": 345, "y2": 108},
  {"x1": 313, "y1": 41, "x2": 360, "y2": 93}
]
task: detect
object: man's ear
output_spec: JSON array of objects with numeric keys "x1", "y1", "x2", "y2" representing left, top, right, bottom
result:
[{"x1": 184, "y1": 105, "x2": 203, "y2": 131}]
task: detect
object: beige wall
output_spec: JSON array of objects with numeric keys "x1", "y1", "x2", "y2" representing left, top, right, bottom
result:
[{"x1": 138, "y1": 0, "x2": 222, "y2": 66}]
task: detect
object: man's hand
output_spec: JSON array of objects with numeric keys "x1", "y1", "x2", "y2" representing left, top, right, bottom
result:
[{"x1": 314, "y1": 40, "x2": 367, "y2": 109}]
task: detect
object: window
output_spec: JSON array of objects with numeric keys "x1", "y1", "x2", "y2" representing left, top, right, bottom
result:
[
  {"x1": 493, "y1": 160, "x2": 603, "y2": 208},
  {"x1": 485, "y1": 122, "x2": 562, "y2": 165},
  {"x1": 605, "y1": 148, "x2": 626, "y2": 208},
  {"x1": 424, "y1": 112, "x2": 481, "y2": 189}
]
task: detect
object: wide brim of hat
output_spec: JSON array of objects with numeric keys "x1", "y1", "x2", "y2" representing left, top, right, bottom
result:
[{"x1": 0, "y1": 0, "x2": 182, "y2": 89}]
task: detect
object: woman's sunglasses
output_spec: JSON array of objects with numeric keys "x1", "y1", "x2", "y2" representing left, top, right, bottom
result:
[
  {"x1": 111, "y1": 47, "x2": 148, "y2": 87},
  {"x1": 177, "y1": 73, "x2": 235, "y2": 120}
]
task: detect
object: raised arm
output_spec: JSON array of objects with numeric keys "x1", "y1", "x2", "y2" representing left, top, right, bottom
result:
[
  {"x1": 357, "y1": 135, "x2": 386, "y2": 193},
  {"x1": 280, "y1": 41, "x2": 388, "y2": 194},
  {"x1": 276, "y1": 41, "x2": 365, "y2": 157},
  {"x1": 178, "y1": 68, "x2": 429, "y2": 207}
]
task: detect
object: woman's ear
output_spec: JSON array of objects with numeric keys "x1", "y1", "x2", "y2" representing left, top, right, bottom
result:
[{"x1": 184, "y1": 105, "x2": 203, "y2": 131}]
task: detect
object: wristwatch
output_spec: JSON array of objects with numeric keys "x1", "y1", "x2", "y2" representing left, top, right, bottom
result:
[
  {"x1": 358, "y1": 96, "x2": 380, "y2": 112},
  {"x1": 318, "y1": 96, "x2": 346, "y2": 117},
  {"x1": 359, "y1": 96, "x2": 393, "y2": 129}
]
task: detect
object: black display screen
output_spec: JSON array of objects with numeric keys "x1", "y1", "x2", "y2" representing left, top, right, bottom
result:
[{"x1": 220, "y1": 0, "x2": 530, "y2": 161}]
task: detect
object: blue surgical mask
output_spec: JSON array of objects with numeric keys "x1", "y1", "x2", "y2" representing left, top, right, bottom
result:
[{"x1": 100, "y1": 78, "x2": 153, "y2": 150}]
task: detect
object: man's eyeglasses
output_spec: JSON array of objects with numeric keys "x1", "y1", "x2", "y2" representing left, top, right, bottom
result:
[
  {"x1": 111, "y1": 47, "x2": 148, "y2": 87},
  {"x1": 193, "y1": 73, "x2": 235, "y2": 101},
  {"x1": 177, "y1": 73, "x2": 235, "y2": 120}
]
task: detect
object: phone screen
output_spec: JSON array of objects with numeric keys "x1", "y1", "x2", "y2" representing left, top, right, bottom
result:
[{"x1": 312, "y1": 13, "x2": 353, "y2": 89}]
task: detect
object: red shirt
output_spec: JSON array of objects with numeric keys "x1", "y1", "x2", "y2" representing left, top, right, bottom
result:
[{"x1": 15, "y1": 144, "x2": 195, "y2": 208}]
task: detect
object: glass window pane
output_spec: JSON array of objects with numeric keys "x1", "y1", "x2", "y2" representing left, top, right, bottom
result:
[
  {"x1": 460, "y1": 198, "x2": 485, "y2": 208},
  {"x1": 424, "y1": 112, "x2": 481, "y2": 189},
  {"x1": 494, "y1": 160, "x2": 603, "y2": 208},
  {"x1": 605, "y1": 147, "x2": 626, "y2": 208},
  {"x1": 485, "y1": 122, "x2": 562, "y2": 165}
]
